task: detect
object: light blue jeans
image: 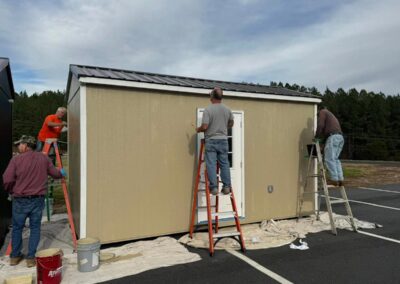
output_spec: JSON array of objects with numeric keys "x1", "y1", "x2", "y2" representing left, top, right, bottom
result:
[
  {"x1": 11, "y1": 197, "x2": 45, "y2": 259},
  {"x1": 324, "y1": 134, "x2": 344, "y2": 181},
  {"x1": 205, "y1": 139, "x2": 231, "y2": 190}
]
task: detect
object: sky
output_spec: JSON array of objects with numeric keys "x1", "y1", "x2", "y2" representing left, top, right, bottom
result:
[{"x1": 1, "y1": 0, "x2": 399, "y2": 95}]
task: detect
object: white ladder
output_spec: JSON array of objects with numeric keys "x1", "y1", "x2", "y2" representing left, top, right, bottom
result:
[{"x1": 298, "y1": 140, "x2": 357, "y2": 235}]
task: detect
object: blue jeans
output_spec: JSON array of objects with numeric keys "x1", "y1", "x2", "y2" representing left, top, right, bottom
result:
[
  {"x1": 205, "y1": 139, "x2": 231, "y2": 189},
  {"x1": 36, "y1": 140, "x2": 44, "y2": 152},
  {"x1": 36, "y1": 140, "x2": 56, "y2": 164},
  {"x1": 11, "y1": 197, "x2": 45, "y2": 259},
  {"x1": 324, "y1": 134, "x2": 344, "y2": 181}
]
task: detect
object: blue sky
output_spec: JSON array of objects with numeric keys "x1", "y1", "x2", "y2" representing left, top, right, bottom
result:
[{"x1": 1, "y1": 0, "x2": 399, "y2": 95}]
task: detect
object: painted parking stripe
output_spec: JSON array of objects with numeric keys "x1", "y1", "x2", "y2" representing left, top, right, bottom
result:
[
  {"x1": 358, "y1": 187, "x2": 400, "y2": 194},
  {"x1": 358, "y1": 230, "x2": 400, "y2": 244},
  {"x1": 226, "y1": 249, "x2": 293, "y2": 284},
  {"x1": 325, "y1": 196, "x2": 400, "y2": 211}
]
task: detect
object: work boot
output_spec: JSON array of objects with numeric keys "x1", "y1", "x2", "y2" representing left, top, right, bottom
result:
[
  {"x1": 339, "y1": 181, "x2": 344, "y2": 187},
  {"x1": 10, "y1": 255, "x2": 23, "y2": 266},
  {"x1": 210, "y1": 187, "x2": 218, "y2": 195},
  {"x1": 222, "y1": 187, "x2": 231, "y2": 195},
  {"x1": 26, "y1": 258, "x2": 36, "y2": 268},
  {"x1": 327, "y1": 179, "x2": 339, "y2": 187}
]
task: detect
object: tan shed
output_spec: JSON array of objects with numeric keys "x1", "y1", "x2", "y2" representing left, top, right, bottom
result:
[{"x1": 66, "y1": 64, "x2": 321, "y2": 244}]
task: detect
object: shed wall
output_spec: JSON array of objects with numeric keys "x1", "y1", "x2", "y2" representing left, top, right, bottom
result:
[
  {"x1": 84, "y1": 85, "x2": 314, "y2": 243},
  {"x1": 67, "y1": 83, "x2": 81, "y2": 235}
]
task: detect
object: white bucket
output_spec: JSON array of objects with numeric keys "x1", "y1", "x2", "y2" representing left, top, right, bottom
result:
[{"x1": 77, "y1": 237, "x2": 101, "y2": 272}]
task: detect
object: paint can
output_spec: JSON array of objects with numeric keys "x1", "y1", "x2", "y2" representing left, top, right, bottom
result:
[
  {"x1": 35, "y1": 248, "x2": 63, "y2": 284},
  {"x1": 77, "y1": 237, "x2": 101, "y2": 272}
]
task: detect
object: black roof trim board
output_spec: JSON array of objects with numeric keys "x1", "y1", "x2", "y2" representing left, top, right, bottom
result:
[
  {"x1": 0, "y1": 57, "x2": 15, "y2": 99},
  {"x1": 67, "y1": 64, "x2": 320, "y2": 100}
]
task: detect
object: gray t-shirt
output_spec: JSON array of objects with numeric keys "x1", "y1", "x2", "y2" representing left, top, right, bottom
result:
[{"x1": 202, "y1": 103, "x2": 234, "y2": 140}]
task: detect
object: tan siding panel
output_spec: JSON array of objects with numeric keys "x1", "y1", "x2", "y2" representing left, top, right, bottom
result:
[{"x1": 85, "y1": 86, "x2": 315, "y2": 243}]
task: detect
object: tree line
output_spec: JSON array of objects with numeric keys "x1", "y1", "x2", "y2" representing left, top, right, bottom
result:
[
  {"x1": 271, "y1": 82, "x2": 400, "y2": 160},
  {"x1": 12, "y1": 90, "x2": 67, "y2": 149},
  {"x1": 12, "y1": 85, "x2": 400, "y2": 160}
]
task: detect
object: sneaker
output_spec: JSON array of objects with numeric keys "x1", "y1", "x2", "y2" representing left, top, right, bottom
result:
[
  {"x1": 26, "y1": 258, "x2": 36, "y2": 268},
  {"x1": 222, "y1": 187, "x2": 231, "y2": 195},
  {"x1": 10, "y1": 255, "x2": 23, "y2": 266},
  {"x1": 210, "y1": 187, "x2": 218, "y2": 195}
]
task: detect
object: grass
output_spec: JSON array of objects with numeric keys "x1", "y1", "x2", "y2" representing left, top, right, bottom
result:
[
  {"x1": 48, "y1": 154, "x2": 68, "y2": 213},
  {"x1": 343, "y1": 166, "x2": 365, "y2": 178}
]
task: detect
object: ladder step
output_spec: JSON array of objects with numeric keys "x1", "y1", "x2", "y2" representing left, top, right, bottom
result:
[
  {"x1": 327, "y1": 184, "x2": 339, "y2": 189},
  {"x1": 209, "y1": 193, "x2": 232, "y2": 197},
  {"x1": 211, "y1": 211, "x2": 236, "y2": 218},
  {"x1": 308, "y1": 174, "x2": 321, "y2": 177},
  {"x1": 213, "y1": 231, "x2": 241, "y2": 239},
  {"x1": 198, "y1": 205, "x2": 216, "y2": 209},
  {"x1": 330, "y1": 199, "x2": 347, "y2": 204}
]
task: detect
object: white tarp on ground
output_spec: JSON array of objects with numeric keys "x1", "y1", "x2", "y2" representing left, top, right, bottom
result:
[
  {"x1": 179, "y1": 212, "x2": 380, "y2": 250},
  {"x1": 0, "y1": 212, "x2": 380, "y2": 282},
  {"x1": 0, "y1": 215, "x2": 201, "y2": 283}
]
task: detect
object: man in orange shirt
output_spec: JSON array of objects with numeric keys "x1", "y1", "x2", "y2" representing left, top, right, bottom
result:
[{"x1": 36, "y1": 107, "x2": 67, "y2": 151}]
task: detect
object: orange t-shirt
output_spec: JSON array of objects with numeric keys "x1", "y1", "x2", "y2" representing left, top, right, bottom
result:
[{"x1": 37, "y1": 114, "x2": 63, "y2": 142}]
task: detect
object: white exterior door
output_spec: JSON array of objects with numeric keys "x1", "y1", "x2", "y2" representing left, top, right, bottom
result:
[{"x1": 196, "y1": 109, "x2": 245, "y2": 223}]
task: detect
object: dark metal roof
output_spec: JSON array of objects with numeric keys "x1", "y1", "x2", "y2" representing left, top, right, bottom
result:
[
  {"x1": 0, "y1": 57, "x2": 15, "y2": 99},
  {"x1": 69, "y1": 64, "x2": 319, "y2": 99}
]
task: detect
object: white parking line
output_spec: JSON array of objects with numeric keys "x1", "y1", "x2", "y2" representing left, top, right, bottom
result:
[
  {"x1": 325, "y1": 196, "x2": 400, "y2": 211},
  {"x1": 226, "y1": 249, "x2": 293, "y2": 284},
  {"x1": 358, "y1": 230, "x2": 400, "y2": 244},
  {"x1": 358, "y1": 187, "x2": 400, "y2": 194}
]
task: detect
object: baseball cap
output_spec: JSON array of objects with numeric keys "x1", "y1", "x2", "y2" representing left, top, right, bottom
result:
[{"x1": 14, "y1": 135, "x2": 36, "y2": 145}]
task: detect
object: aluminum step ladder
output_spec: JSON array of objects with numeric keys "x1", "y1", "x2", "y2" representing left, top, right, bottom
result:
[
  {"x1": 297, "y1": 140, "x2": 357, "y2": 235},
  {"x1": 189, "y1": 139, "x2": 246, "y2": 256}
]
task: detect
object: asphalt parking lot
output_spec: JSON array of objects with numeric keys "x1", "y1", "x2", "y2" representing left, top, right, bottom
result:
[{"x1": 105, "y1": 184, "x2": 400, "y2": 284}]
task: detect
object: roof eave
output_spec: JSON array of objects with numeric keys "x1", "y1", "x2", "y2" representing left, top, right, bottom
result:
[{"x1": 78, "y1": 77, "x2": 321, "y2": 104}]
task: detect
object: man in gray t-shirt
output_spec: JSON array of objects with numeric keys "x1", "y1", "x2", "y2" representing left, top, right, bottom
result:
[{"x1": 196, "y1": 87, "x2": 234, "y2": 195}]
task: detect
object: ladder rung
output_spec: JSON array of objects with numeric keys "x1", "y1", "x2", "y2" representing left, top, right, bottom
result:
[
  {"x1": 213, "y1": 231, "x2": 241, "y2": 239},
  {"x1": 211, "y1": 211, "x2": 236, "y2": 218},
  {"x1": 198, "y1": 205, "x2": 216, "y2": 209},
  {"x1": 327, "y1": 185, "x2": 339, "y2": 189},
  {"x1": 308, "y1": 174, "x2": 321, "y2": 177},
  {"x1": 210, "y1": 193, "x2": 231, "y2": 197},
  {"x1": 330, "y1": 199, "x2": 347, "y2": 204}
]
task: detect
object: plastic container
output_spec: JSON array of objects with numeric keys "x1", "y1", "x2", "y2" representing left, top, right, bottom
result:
[
  {"x1": 36, "y1": 248, "x2": 63, "y2": 284},
  {"x1": 77, "y1": 237, "x2": 101, "y2": 272}
]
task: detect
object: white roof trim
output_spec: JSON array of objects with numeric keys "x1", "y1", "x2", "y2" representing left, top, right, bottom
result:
[{"x1": 79, "y1": 77, "x2": 321, "y2": 103}]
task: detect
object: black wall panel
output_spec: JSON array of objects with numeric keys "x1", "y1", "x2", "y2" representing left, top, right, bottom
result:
[{"x1": 0, "y1": 65, "x2": 13, "y2": 247}]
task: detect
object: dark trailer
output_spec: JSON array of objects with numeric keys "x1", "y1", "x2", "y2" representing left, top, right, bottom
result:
[{"x1": 0, "y1": 58, "x2": 15, "y2": 246}]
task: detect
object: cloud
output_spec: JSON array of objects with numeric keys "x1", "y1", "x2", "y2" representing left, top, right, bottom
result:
[{"x1": 0, "y1": 0, "x2": 399, "y2": 95}]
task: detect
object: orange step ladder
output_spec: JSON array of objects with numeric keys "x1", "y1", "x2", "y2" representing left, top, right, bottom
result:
[
  {"x1": 5, "y1": 138, "x2": 77, "y2": 256},
  {"x1": 189, "y1": 139, "x2": 246, "y2": 256}
]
